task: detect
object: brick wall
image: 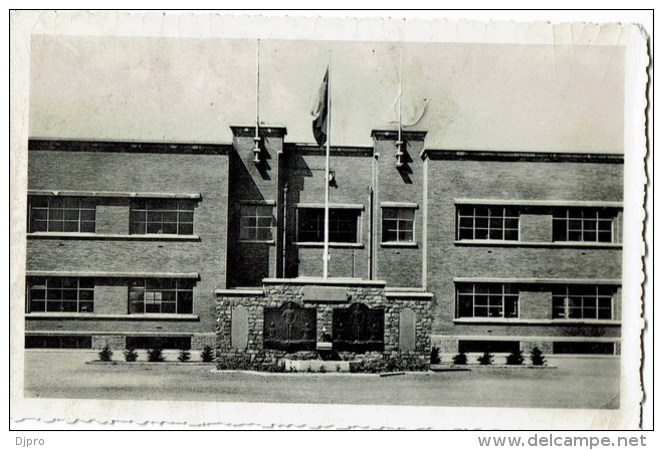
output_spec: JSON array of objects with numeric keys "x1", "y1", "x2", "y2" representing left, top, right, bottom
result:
[
  {"x1": 426, "y1": 157, "x2": 623, "y2": 349},
  {"x1": 26, "y1": 148, "x2": 230, "y2": 338}
]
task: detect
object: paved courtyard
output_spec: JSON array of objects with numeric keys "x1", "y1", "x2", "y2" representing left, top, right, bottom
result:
[{"x1": 23, "y1": 351, "x2": 620, "y2": 409}]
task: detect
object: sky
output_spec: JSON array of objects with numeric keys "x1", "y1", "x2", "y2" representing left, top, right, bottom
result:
[{"x1": 28, "y1": 35, "x2": 625, "y2": 153}]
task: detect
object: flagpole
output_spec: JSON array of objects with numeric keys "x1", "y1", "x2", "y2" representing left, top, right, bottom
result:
[
  {"x1": 255, "y1": 39, "x2": 260, "y2": 143},
  {"x1": 323, "y1": 53, "x2": 331, "y2": 279},
  {"x1": 397, "y1": 44, "x2": 403, "y2": 166}
]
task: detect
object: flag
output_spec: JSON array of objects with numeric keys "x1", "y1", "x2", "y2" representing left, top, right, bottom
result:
[{"x1": 311, "y1": 68, "x2": 329, "y2": 146}]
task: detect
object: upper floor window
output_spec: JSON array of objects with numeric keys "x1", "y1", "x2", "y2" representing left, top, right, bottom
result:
[
  {"x1": 552, "y1": 285, "x2": 614, "y2": 320},
  {"x1": 457, "y1": 205, "x2": 519, "y2": 241},
  {"x1": 27, "y1": 277, "x2": 94, "y2": 313},
  {"x1": 239, "y1": 204, "x2": 274, "y2": 242},
  {"x1": 130, "y1": 199, "x2": 194, "y2": 235},
  {"x1": 456, "y1": 283, "x2": 519, "y2": 318},
  {"x1": 129, "y1": 279, "x2": 194, "y2": 314},
  {"x1": 297, "y1": 208, "x2": 360, "y2": 243},
  {"x1": 29, "y1": 196, "x2": 96, "y2": 233},
  {"x1": 553, "y1": 208, "x2": 615, "y2": 243},
  {"x1": 382, "y1": 207, "x2": 415, "y2": 243}
]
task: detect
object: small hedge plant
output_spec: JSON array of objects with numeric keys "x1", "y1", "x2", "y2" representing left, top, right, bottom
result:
[
  {"x1": 178, "y1": 348, "x2": 191, "y2": 362},
  {"x1": 530, "y1": 347, "x2": 546, "y2": 366},
  {"x1": 147, "y1": 347, "x2": 165, "y2": 362},
  {"x1": 200, "y1": 345, "x2": 214, "y2": 363},
  {"x1": 98, "y1": 345, "x2": 113, "y2": 362},
  {"x1": 477, "y1": 352, "x2": 494, "y2": 365},
  {"x1": 430, "y1": 346, "x2": 441, "y2": 364},
  {"x1": 123, "y1": 347, "x2": 139, "y2": 362},
  {"x1": 452, "y1": 352, "x2": 467, "y2": 365},
  {"x1": 506, "y1": 349, "x2": 524, "y2": 365}
]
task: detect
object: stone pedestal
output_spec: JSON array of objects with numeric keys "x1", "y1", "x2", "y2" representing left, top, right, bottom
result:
[{"x1": 215, "y1": 278, "x2": 433, "y2": 370}]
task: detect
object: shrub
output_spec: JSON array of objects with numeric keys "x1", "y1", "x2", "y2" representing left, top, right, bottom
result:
[
  {"x1": 318, "y1": 365, "x2": 327, "y2": 373},
  {"x1": 200, "y1": 345, "x2": 214, "y2": 363},
  {"x1": 123, "y1": 347, "x2": 138, "y2": 362},
  {"x1": 177, "y1": 348, "x2": 191, "y2": 362},
  {"x1": 147, "y1": 347, "x2": 165, "y2": 362},
  {"x1": 430, "y1": 346, "x2": 441, "y2": 364},
  {"x1": 530, "y1": 347, "x2": 546, "y2": 366},
  {"x1": 335, "y1": 364, "x2": 341, "y2": 372},
  {"x1": 452, "y1": 352, "x2": 467, "y2": 365},
  {"x1": 477, "y1": 352, "x2": 494, "y2": 365},
  {"x1": 506, "y1": 349, "x2": 524, "y2": 365},
  {"x1": 98, "y1": 344, "x2": 113, "y2": 362}
]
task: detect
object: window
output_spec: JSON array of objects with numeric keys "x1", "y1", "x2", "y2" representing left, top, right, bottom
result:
[
  {"x1": 239, "y1": 204, "x2": 273, "y2": 241},
  {"x1": 25, "y1": 335, "x2": 92, "y2": 349},
  {"x1": 552, "y1": 342, "x2": 615, "y2": 355},
  {"x1": 553, "y1": 208, "x2": 615, "y2": 242},
  {"x1": 130, "y1": 199, "x2": 194, "y2": 235},
  {"x1": 29, "y1": 196, "x2": 95, "y2": 233},
  {"x1": 297, "y1": 208, "x2": 360, "y2": 243},
  {"x1": 27, "y1": 277, "x2": 94, "y2": 313},
  {"x1": 458, "y1": 340, "x2": 520, "y2": 354},
  {"x1": 457, "y1": 205, "x2": 519, "y2": 241},
  {"x1": 552, "y1": 285, "x2": 614, "y2": 320},
  {"x1": 125, "y1": 336, "x2": 191, "y2": 350},
  {"x1": 382, "y1": 207, "x2": 415, "y2": 243},
  {"x1": 129, "y1": 279, "x2": 194, "y2": 314},
  {"x1": 456, "y1": 283, "x2": 519, "y2": 318}
]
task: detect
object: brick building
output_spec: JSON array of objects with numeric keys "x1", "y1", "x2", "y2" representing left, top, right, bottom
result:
[{"x1": 24, "y1": 126, "x2": 623, "y2": 363}]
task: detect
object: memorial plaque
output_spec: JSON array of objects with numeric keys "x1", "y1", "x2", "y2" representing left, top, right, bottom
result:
[
  {"x1": 332, "y1": 303, "x2": 384, "y2": 352},
  {"x1": 231, "y1": 305, "x2": 249, "y2": 350},
  {"x1": 263, "y1": 302, "x2": 316, "y2": 351},
  {"x1": 399, "y1": 308, "x2": 416, "y2": 352}
]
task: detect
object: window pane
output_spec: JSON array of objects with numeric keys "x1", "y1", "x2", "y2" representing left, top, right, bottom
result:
[
  {"x1": 32, "y1": 209, "x2": 47, "y2": 220},
  {"x1": 457, "y1": 295, "x2": 473, "y2": 317},
  {"x1": 474, "y1": 228, "x2": 488, "y2": 239},
  {"x1": 63, "y1": 221, "x2": 79, "y2": 232},
  {"x1": 178, "y1": 223, "x2": 194, "y2": 235},
  {"x1": 80, "y1": 221, "x2": 95, "y2": 232},
  {"x1": 162, "y1": 223, "x2": 177, "y2": 234},
  {"x1": 179, "y1": 212, "x2": 194, "y2": 223},
  {"x1": 257, "y1": 228, "x2": 272, "y2": 241}
]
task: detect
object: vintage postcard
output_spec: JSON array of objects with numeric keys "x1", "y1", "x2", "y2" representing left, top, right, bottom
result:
[{"x1": 9, "y1": 11, "x2": 650, "y2": 430}]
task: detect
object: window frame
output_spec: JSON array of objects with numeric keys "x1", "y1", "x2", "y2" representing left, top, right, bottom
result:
[
  {"x1": 238, "y1": 203, "x2": 275, "y2": 243},
  {"x1": 456, "y1": 205, "x2": 520, "y2": 241},
  {"x1": 128, "y1": 279, "x2": 195, "y2": 315},
  {"x1": 552, "y1": 285, "x2": 614, "y2": 320},
  {"x1": 129, "y1": 199, "x2": 195, "y2": 236},
  {"x1": 295, "y1": 206, "x2": 362, "y2": 245},
  {"x1": 455, "y1": 283, "x2": 520, "y2": 319},
  {"x1": 28, "y1": 196, "x2": 96, "y2": 233},
  {"x1": 381, "y1": 206, "x2": 416, "y2": 244},
  {"x1": 26, "y1": 277, "x2": 95, "y2": 313},
  {"x1": 552, "y1": 208, "x2": 616, "y2": 243}
]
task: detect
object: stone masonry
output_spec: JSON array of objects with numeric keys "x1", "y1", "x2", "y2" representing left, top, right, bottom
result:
[{"x1": 215, "y1": 279, "x2": 433, "y2": 370}]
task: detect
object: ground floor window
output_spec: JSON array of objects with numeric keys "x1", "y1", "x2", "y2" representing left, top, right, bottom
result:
[
  {"x1": 552, "y1": 341, "x2": 615, "y2": 355},
  {"x1": 456, "y1": 283, "x2": 519, "y2": 318},
  {"x1": 458, "y1": 340, "x2": 520, "y2": 354},
  {"x1": 552, "y1": 285, "x2": 614, "y2": 320},
  {"x1": 125, "y1": 336, "x2": 192, "y2": 350},
  {"x1": 25, "y1": 335, "x2": 92, "y2": 349},
  {"x1": 26, "y1": 277, "x2": 94, "y2": 313},
  {"x1": 128, "y1": 279, "x2": 194, "y2": 314}
]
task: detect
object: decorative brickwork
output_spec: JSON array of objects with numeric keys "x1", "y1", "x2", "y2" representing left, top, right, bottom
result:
[{"x1": 216, "y1": 279, "x2": 433, "y2": 370}]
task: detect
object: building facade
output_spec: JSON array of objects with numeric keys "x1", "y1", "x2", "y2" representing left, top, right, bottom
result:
[{"x1": 24, "y1": 126, "x2": 623, "y2": 362}]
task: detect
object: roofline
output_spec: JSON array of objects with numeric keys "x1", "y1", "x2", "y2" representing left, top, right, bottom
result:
[
  {"x1": 28, "y1": 138, "x2": 233, "y2": 155},
  {"x1": 420, "y1": 148, "x2": 624, "y2": 164}
]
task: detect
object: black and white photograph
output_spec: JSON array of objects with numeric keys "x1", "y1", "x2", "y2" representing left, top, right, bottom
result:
[{"x1": 9, "y1": 10, "x2": 650, "y2": 431}]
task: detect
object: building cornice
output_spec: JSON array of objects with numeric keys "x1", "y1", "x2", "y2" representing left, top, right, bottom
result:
[
  {"x1": 28, "y1": 138, "x2": 232, "y2": 155},
  {"x1": 285, "y1": 143, "x2": 374, "y2": 157},
  {"x1": 230, "y1": 125, "x2": 287, "y2": 138},
  {"x1": 421, "y1": 149, "x2": 624, "y2": 163},
  {"x1": 371, "y1": 130, "x2": 427, "y2": 141}
]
